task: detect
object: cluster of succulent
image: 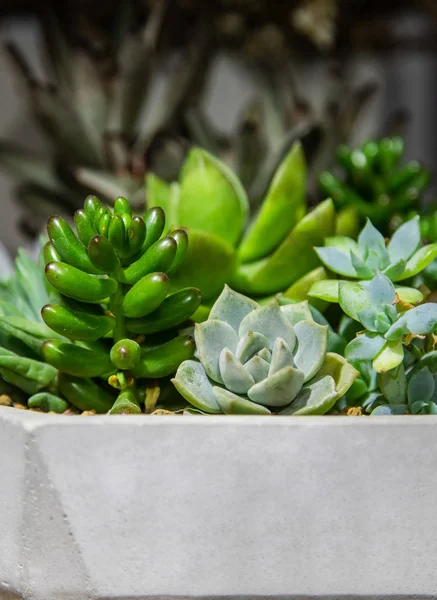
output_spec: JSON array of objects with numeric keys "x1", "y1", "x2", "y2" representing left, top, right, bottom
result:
[
  {"x1": 320, "y1": 137, "x2": 433, "y2": 237},
  {"x1": 147, "y1": 141, "x2": 336, "y2": 314},
  {"x1": 309, "y1": 217, "x2": 437, "y2": 304},
  {"x1": 0, "y1": 196, "x2": 202, "y2": 414},
  {"x1": 173, "y1": 286, "x2": 358, "y2": 415}
]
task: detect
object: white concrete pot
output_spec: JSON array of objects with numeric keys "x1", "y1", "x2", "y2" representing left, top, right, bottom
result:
[{"x1": 1, "y1": 406, "x2": 436, "y2": 600}]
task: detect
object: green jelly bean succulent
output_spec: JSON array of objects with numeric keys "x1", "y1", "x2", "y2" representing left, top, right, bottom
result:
[
  {"x1": 338, "y1": 272, "x2": 437, "y2": 375},
  {"x1": 172, "y1": 286, "x2": 358, "y2": 415},
  {"x1": 319, "y1": 136, "x2": 433, "y2": 236},
  {"x1": 147, "y1": 141, "x2": 336, "y2": 311},
  {"x1": 309, "y1": 217, "x2": 437, "y2": 304},
  {"x1": 0, "y1": 196, "x2": 202, "y2": 414}
]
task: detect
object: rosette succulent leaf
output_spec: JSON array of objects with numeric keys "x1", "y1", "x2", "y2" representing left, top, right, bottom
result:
[
  {"x1": 309, "y1": 217, "x2": 437, "y2": 304},
  {"x1": 148, "y1": 142, "x2": 336, "y2": 310},
  {"x1": 172, "y1": 286, "x2": 358, "y2": 415},
  {"x1": 340, "y1": 273, "x2": 437, "y2": 374}
]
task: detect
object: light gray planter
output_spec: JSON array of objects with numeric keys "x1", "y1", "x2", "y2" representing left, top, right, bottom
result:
[{"x1": 1, "y1": 406, "x2": 436, "y2": 600}]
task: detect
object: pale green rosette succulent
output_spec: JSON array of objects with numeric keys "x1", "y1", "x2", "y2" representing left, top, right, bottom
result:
[{"x1": 172, "y1": 286, "x2": 358, "y2": 415}]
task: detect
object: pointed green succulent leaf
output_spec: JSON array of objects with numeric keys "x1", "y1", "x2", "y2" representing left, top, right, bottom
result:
[
  {"x1": 238, "y1": 142, "x2": 306, "y2": 263},
  {"x1": 248, "y1": 365, "x2": 305, "y2": 407},
  {"x1": 346, "y1": 333, "x2": 386, "y2": 362},
  {"x1": 314, "y1": 246, "x2": 357, "y2": 278},
  {"x1": 388, "y1": 216, "x2": 421, "y2": 263},
  {"x1": 395, "y1": 243, "x2": 437, "y2": 281},
  {"x1": 209, "y1": 285, "x2": 259, "y2": 332},
  {"x1": 179, "y1": 148, "x2": 249, "y2": 246},
  {"x1": 195, "y1": 320, "x2": 238, "y2": 383},
  {"x1": 219, "y1": 348, "x2": 255, "y2": 394},
  {"x1": 168, "y1": 229, "x2": 236, "y2": 301},
  {"x1": 350, "y1": 251, "x2": 375, "y2": 279},
  {"x1": 268, "y1": 338, "x2": 295, "y2": 376},
  {"x1": 283, "y1": 266, "x2": 329, "y2": 310},
  {"x1": 378, "y1": 363, "x2": 407, "y2": 404},
  {"x1": 338, "y1": 280, "x2": 371, "y2": 321},
  {"x1": 407, "y1": 367, "x2": 435, "y2": 406},
  {"x1": 172, "y1": 360, "x2": 221, "y2": 414},
  {"x1": 281, "y1": 375, "x2": 337, "y2": 416},
  {"x1": 239, "y1": 301, "x2": 296, "y2": 351},
  {"x1": 316, "y1": 352, "x2": 359, "y2": 401},
  {"x1": 385, "y1": 304, "x2": 437, "y2": 341},
  {"x1": 382, "y1": 259, "x2": 407, "y2": 281},
  {"x1": 362, "y1": 273, "x2": 396, "y2": 306},
  {"x1": 293, "y1": 321, "x2": 328, "y2": 382},
  {"x1": 358, "y1": 219, "x2": 388, "y2": 264},
  {"x1": 408, "y1": 351, "x2": 437, "y2": 380},
  {"x1": 235, "y1": 331, "x2": 269, "y2": 364},
  {"x1": 244, "y1": 355, "x2": 270, "y2": 383},
  {"x1": 323, "y1": 236, "x2": 359, "y2": 254},
  {"x1": 213, "y1": 387, "x2": 271, "y2": 415},
  {"x1": 280, "y1": 300, "x2": 313, "y2": 326},
  {"x1": 372, "y1": 340, "x2": 404, "y2": 373},
  {"x1": 234, "y1": 199, "x2": 336, "y2": 295},
  {"x1": 308, "y1": 279, "x2": 340, "y2": 303}
]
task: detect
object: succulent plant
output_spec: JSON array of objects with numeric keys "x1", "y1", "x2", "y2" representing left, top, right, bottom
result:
[
  {"x1": 147, "y1": 142, "x2": 337, "y2": 313},
  {"x1": 309, "y1": 217, "x2": 437, "y2": 305},
  {"x1": 338, "y1": 272, "x2": 437, "y2": 375},
  {"x1": 172, "y1": 286, "x2": 358, "y2": 415},
  {"x1": 320, "y1": 137, "x2": 433, "y2": 236},
  {"x1": 0, "y1": 196, "x2": 202, "y2": 414}
]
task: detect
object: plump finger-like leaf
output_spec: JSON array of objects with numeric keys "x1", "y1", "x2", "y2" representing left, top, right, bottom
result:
[
  {"x1": 346, "y1": 332, "x2": 386, "y2": 362},
  {"x1": 308, "y1": 279, "x2": 339, "y2": 303},
  {"x1": 209, "y1": 285, "x2": 259, "y2": 332},
  {"x1": 372, "y1": 341, "x2": 404, "y2": 373},
  {"x1": 385, "y1": 304, "x2": 437, "y2": 341},
  {"x1": 388, "y1": 216, "x2": 421, "y2": 263},
  {"x1": 237, "y1": 141, "x2": 306, "y2": 262},
  {"x1": 178, "y1": 148, "x2": 248, "y2": 246},
  {"x1": 239, "y1": 300, "x2": 295, "y2": 351},
  {"x1": 407, "y1": 367, "x2": 434, "y2": 406},
  {"x1": 314, "y1": 246, "x2": 357, "y2": 278},
  {"x1": 0, "y1": 350, "x2": 57, "y2": 392},
  {"x1": 28, "y1": 392, "x2": 69, "y2": 413},
  {"x1": 172, "y1": 360, "x2": 221, "y2": 414},
  {"x1": 168, "y1": 229, "x2": 236, "y2": 301},
  {"x1": 248, "y1": 365, "x2": 305, "y2": 407},
  {"x1": 294, "y1": 321, "x2": 328, "y2": 381},
  {"x1": 280, "y1": 375, "x2": 337, "y2": 416},
  {"x1": 234, "y1": 199, "x2": 336, "y2": 295},
  {"x1": 219, "y1": 348, "x2": 255, "y2": 394},
  {"x1": 378, "y1": 363, "x2": 407, "y2": 404},
  {"x1": 195, "y1": 320, "x2": 238, "y2": 383},
  {"x1": 395, "y1": 243, "x2": 437, "y2": 281},
  {"x1": 213, "y1": 386, "x2": 271, "y2": 415}
]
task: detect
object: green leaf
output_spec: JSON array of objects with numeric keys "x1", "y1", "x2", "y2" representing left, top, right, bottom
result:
[
  {"x1": 308, "y1": 279, "x2": 339, "y2": 303},
  {"x1": 324, "y1": 236, "x2": 359, "y2": 254},
  {"x1": 172, "y1": 360, "x2": 221, "y2": 414},
  {"x1": 378, "y1": 363, "x2": 407, "y2": 404},
  {"x1": 371, "y1": 404, "x2": 408, "y2": 415},
  {"x1": 237, "y1": 142, "x2": 306, "y2": 262},
  {"x1": 168, "y1": 229, "x2": 236, "y2": 301},
  {"x1": 0, "y1": 351, "x2": 57, "y2": 393},
  {"x1": 362, "y1": 273, "x2": 396, "y2": 306},
  {"x1": 358, "y1": 219, "x2": 388, "y2": 264},
  {"x1": 314, "y1": 247, "x2": 357, "y2": 278},
  {"x1": 407, "y1": 367, "x2": 434, "y2": 406},
  {"x1": 280, "y1": 301, "x2": 313, "y2": 326},
  {"x1": 281, "y1": 375, "x2": 337, "y2": 416},
  {"x1": 395, "y1": 286, "x2": 423, "y2": 305},
  {"x1": 346, "y1": 333, "x2": 386, "y2": 362},
  {"x1": 293, "y1": 321, "x2": 328, "y2": 381},
  {"x1": 178, "y1": 148, "x2": 249, "y2": 247},
  {"x1": 15, "y1": 249, "x2": 49, "y2": 322},
  {"x1": 385, "y1": 304, "x2": 437, "y2": 341},
  {"x1": 234, "y1": 199, "x2": 336, "y2": 295},
  {"x1": 219, "y1": 348, "x2": 255, "y2": 394},
  {"x1": 372, "y1": 341, "x2": 404, "y2": 374},
  {"x1": 212, "y1": 387, "x2": 271, "y2": 415},
  {"x1": 209, "y1": 285, "x2": 259, "y2": 332},
  {"x1": 388, "y1": 216, "x2": 421, "y2": 263},
  {"x1": 146, "y1": 174, "x2": 171, "y2": 221},
  {"x1": 248, "y1": 365, "x2": 305, "y2": 407},
  {"x1": 396, "y1": 243, "x2": 437, "y2": 281},
  {"x1": 338, "y1": 280, "x2": 370, "y2": 321},
  {"x1": 195, "y1": 320, "x2": 238, "y2": 383},
  {"x1": 315, "y1": 352, "x2": 359, "y2": 401},
  {"x1": 239, "y1": 301, "x2": 296, "y2": 351},
  {"x1": 283, "y1": 267, "x2": 330, "y2": 309}
]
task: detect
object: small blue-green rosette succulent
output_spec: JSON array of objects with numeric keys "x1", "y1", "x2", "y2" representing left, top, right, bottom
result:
[{"x1": 172, "y1": 286, "x2": 358, "y2": 415}]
